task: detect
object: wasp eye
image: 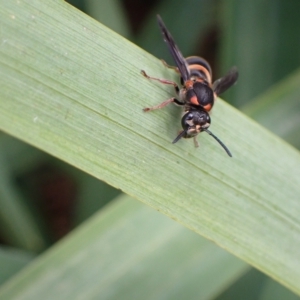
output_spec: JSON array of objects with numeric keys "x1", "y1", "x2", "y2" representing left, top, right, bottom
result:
[{"x1": 186, "y1": 113, "x2": 194, "y2": 120}]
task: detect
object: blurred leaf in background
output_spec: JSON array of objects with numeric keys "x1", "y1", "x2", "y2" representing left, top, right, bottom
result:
[
  {"x1": 219, "y1": 0, "x2": 300, "y2": 107},
  {"x1": 0, "y1": 0, "x2": 300, "y2": 299}
]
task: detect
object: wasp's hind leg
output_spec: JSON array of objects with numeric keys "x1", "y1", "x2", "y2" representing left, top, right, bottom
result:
[
  {"x1": 161, "y1": 60, "x2": 180, "y2": 73},
  {"x1": 141, "y1": 70, "x2": 179, "y2": 94},
  {"x1": 143, "y1": 98, "x2": 183, "y2": 112}
]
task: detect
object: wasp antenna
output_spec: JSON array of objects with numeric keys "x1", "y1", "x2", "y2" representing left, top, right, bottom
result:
[
  {"x1": 172, "y1": 130, "x2": 186, "y2": 144},
  {"x1": 203, "y1": 129, "x2": 232, "y2": 157}
]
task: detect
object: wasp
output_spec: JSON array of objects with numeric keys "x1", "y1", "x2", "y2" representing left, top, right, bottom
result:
[{"x1": 141, "y1": 15, "x2": 238, "y2": 157}]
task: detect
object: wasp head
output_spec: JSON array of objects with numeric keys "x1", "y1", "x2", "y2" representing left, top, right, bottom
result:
[
  {"x1": 180, "y1": 109, "x2": 211, "y2": 138},
  {"x1": 171, "y1": 109, "x2": 210, "y2": 144},
  {"x1": 172, "y1": 108, "x2": 232, "y2": 157}
]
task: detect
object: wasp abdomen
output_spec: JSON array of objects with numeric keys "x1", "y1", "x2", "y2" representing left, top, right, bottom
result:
[
  {"x1": 186, "y1": 56, "x2": 212, "y2": 73},
  {"x1": 186, "y1": 56, "x2": 212, "y2": 83}
]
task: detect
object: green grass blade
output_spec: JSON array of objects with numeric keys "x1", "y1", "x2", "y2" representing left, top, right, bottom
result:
[
  {"x1": 216, "y1": 269, "x2": 267, "y2": 300},
  {"x1": 0, "y1": 134, "x2": 46, "y2": 174},
  {"x1": 219, "y1": 0, "x2": 300, "y2": 107},
  {"x1": 137, "y1": 0, "x2": 216, "y2": 58},
  {"x1": 53, "y1": 159, "x2": 121, "y2": 224},
  {"x1": 1, "y1": 0, "x2": 300, "y2": 294},
  {"x1": 0, "y1": 195, "x2": 249, "y2": 299},
  {"x1": 84, "y1": 0, "x2": 131, "y2": 38},
  {"x1": 243, "y1": 68, "x2": 300, "y2": 148},
  {"x1": 0, "y1": 153, "x2": 47, "y2": 251},
  {"x1": 215, "y1": 269, "x2": 300, "y2": 300},
  {"x1": 0, "y1": 247, "x2": 34, "y2": 285},
  {"x1": 260, "y1": 279, "x2": 300, "y2": 300}
]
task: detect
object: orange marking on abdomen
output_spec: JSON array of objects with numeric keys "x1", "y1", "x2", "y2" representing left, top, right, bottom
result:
[{"x1": 188, "y1": 64, "x2": 212, "y2": 83}]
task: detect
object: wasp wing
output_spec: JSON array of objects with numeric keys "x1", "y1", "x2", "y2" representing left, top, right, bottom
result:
[
  {"x1": 212, "y1": 67, "x2": 238, "y2": 96},
  {"x1": 157, "y1": 15, "x2": 190, "y2": 82}
]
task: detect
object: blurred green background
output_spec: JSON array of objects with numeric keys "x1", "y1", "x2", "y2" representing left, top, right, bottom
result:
[{"x1": 1, "y1": 0, "x2": 300, "y2": 299}]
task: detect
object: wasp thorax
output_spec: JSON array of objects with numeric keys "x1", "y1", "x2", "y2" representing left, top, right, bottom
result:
[
  {"x1": 181, "y1": 110, "x2": 211, "y2": 138},
  {"x1": 186, "y1": 82, "x2": 214, "y2": 108}
]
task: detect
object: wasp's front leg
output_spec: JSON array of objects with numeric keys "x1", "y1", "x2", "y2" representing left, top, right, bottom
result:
[
  {"x1": 193, "y1": 136, "x2": 199, "y2": 148},
  {"x1": 143, "y1": 97, "x2": 184, "y2": 112}
]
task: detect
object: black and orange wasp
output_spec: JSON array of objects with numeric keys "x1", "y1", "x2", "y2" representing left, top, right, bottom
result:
[{"x1": 142, "y1": 15, "x2": 238, "y2": 157}]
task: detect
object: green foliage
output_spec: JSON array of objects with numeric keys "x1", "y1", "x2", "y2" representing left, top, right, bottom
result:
[{"x1": 0, "y1": 0, "x2": 300, "y2": 299}]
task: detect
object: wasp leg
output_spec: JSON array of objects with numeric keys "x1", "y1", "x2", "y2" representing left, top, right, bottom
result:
[
  {"x1": 143, "y1": 98, "x2": 183, "y2": 112},
  {"x1": 193, "y1": 136, "x2": 199, "y2": 148},
  {"x1": 161, "y1": 60, "x2": 180, "y2": 73},
  {"x1": 141, "y1": 70, "x2": 179, "y2": 94}
]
